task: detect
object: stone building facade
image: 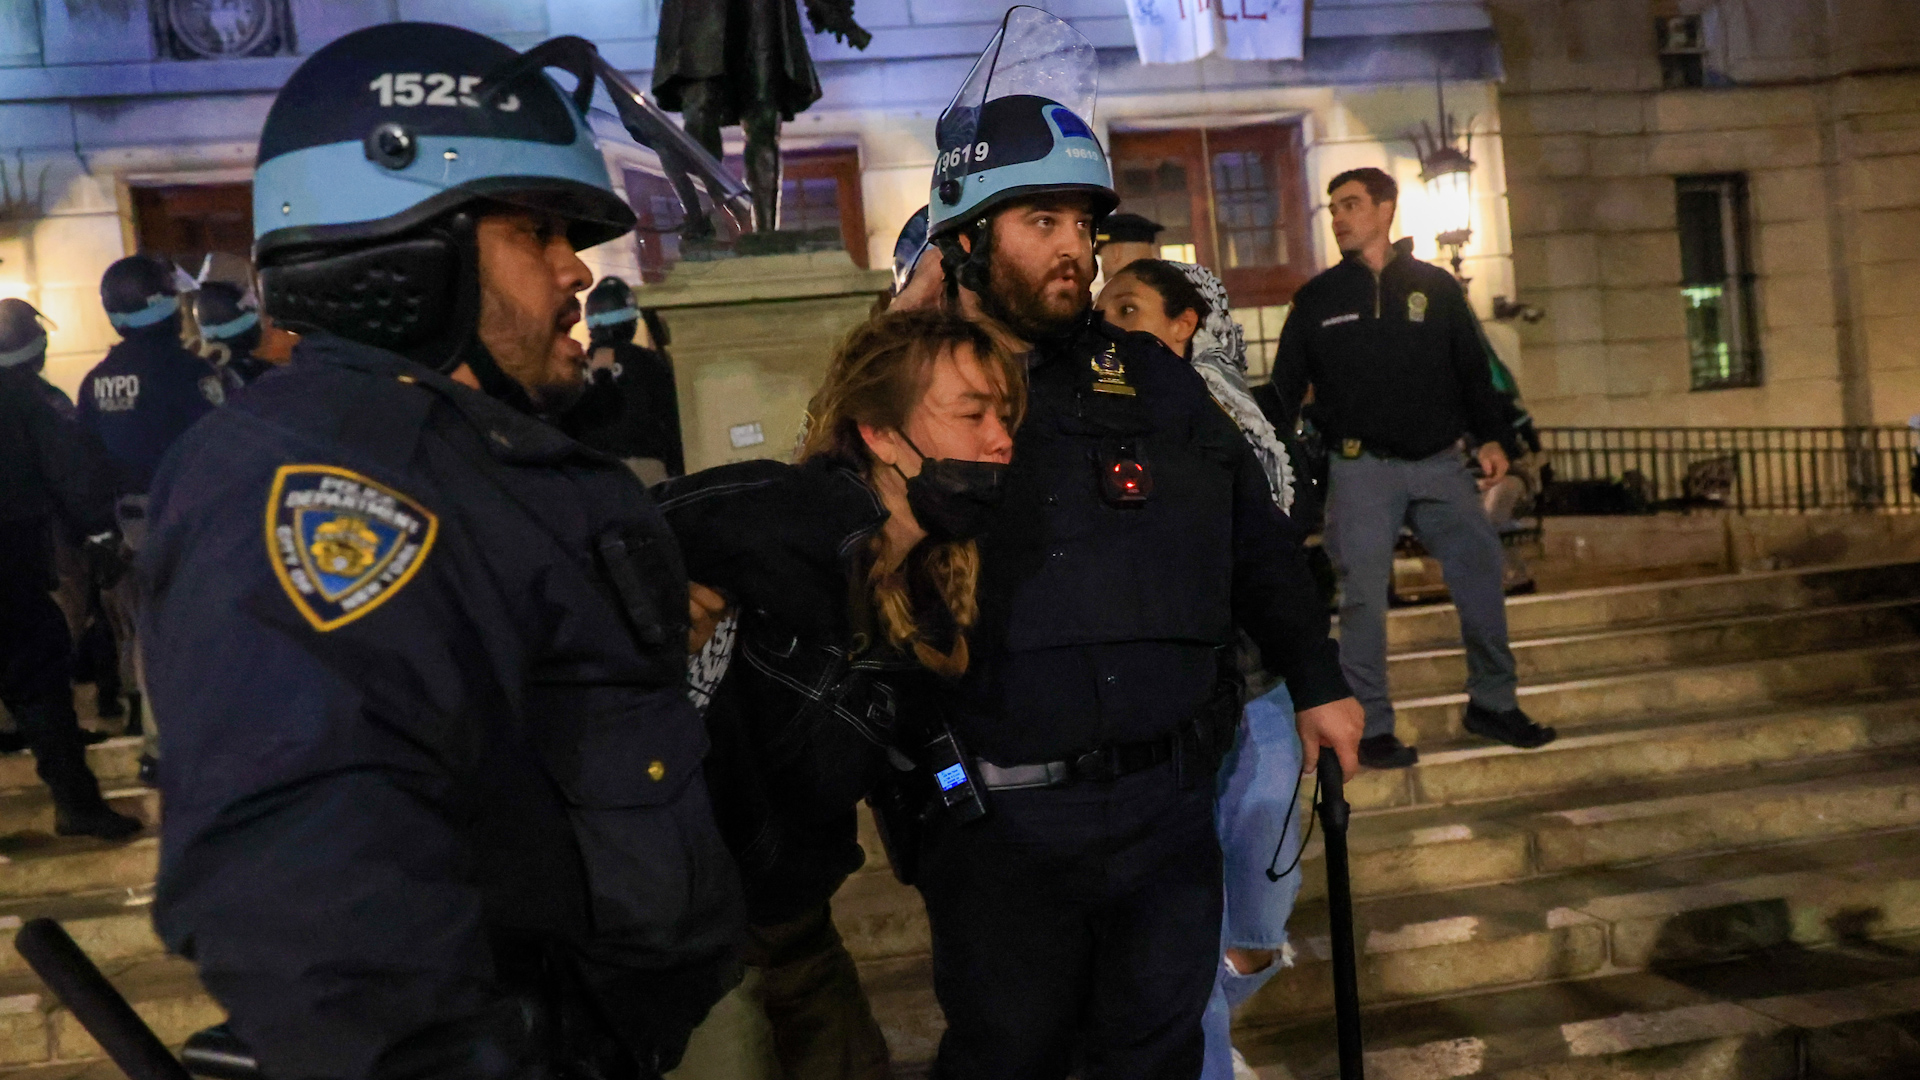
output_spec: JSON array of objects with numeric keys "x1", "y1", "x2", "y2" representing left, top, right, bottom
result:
[
  {"x1": 0, "y1": 0, "x2": 1511, "y2": 404},
  {"x1": 1491, "y1": 0, "x2": 1920, "y2": 428}
]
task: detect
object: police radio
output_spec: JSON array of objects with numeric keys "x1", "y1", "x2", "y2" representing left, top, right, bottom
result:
[
  {"x1": 1099, "y1": 444, "x2": 1152, "y2": 508},
  {"x1": 923, "y1": 725, "x2": 988, "y2": 823}
]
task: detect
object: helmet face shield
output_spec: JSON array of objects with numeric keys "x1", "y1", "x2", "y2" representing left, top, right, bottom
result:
[{"x1": 930, "y1": 6, "x2": 1112, "y2": 235}]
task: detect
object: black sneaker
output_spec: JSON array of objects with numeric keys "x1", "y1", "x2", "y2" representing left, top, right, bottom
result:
[
  {"x1": 1358, "y1": 733, "x2": 1419, "y2": 770},
  {"x1": 1463, "y1": 703, "x2": 1557, "y2": 749},
  {"x1": 56, "y1": 804, "x2": 143, "y2": 842}
]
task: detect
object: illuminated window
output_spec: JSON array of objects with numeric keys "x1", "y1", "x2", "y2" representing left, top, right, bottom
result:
[
  {"x1": 1237, "y1": 304, "x2": 1290, "y2": 385},
  {"x1": 1676, "y1": 175, "x2": 1759, "y2": 390},
  {"x1": 1111, "y1": 123, "x2": 1313, "y2": 308}
]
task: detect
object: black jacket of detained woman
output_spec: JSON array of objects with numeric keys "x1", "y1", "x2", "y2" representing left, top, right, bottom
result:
[{"x1": 655, "y1": 456, "x2": 949, "y2": 925}]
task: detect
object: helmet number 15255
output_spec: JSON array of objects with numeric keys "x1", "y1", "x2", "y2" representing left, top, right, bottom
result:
[{"x1": 369, "y1": 72, "x2": 519, "y2": 112}]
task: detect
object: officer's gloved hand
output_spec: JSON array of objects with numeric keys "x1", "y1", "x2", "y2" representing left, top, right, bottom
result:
[{"x1": 81, "y1": 531, "x2": 129, "y2": 590}]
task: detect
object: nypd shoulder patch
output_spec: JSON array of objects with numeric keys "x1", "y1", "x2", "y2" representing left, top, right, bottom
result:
[{"x1": 265, "y1": 465, "x2": 438, "y2": 632}]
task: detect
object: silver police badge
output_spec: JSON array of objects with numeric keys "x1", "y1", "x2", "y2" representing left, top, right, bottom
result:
[{"x1": 267, "y1": 465, "x2": 438, "y2": 631}]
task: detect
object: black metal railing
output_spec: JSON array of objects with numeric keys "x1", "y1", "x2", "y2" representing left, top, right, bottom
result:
[{"x1": 1535, "y1": 426, "x2": 1920, "y2": 514}]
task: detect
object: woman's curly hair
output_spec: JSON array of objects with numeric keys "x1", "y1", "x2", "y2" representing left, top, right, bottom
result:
[{"x1": 799, "y1": 309, "x2": 1024, "y2": 676}]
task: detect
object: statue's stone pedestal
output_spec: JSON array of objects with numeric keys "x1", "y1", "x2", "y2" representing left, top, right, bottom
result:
[{"x1": 644, "y1": 251, "x2": 890, "y2": 473}]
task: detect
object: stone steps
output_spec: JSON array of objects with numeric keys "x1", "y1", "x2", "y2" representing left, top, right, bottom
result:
[
  {"x1": 831, "y1": 699, "x2": 1920, "y2": 962},
  {"x1": 1395, "y1": 638, "x2": 1920, "y2": 745},
  {"x1": 0, "y1": 955, "x2": 214, "y2": 1067},
  {"x1": 1246, "y1": 828, "x2": 1920, "y2": 1023},
  {"x1": 1239, "y1": 934, "x2": 1920, "y2": 1079},
  {"x1": 0, "y1": 743, "x2": 144, "y2": 797},
  {"x1": 1385, "y1": 559, "x2": 1920, "y2": 652},
  {"x1": 1345, "y1": 693, "x2": 1920, "y2": 813},
  {"x1": 1388, "y1": 596, "x2": 1920, "y2": 699},
  {"x1": 3, "y1": 561, "x2": 1918, "y2": 1078}
]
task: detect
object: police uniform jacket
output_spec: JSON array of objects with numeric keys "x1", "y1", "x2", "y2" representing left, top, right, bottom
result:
[
  {"x1": 0, "y1": 366, "x2": 115, "y2": 534},
  {"x1": 573, "y1": 343, "x2": 686, "y2": 477},
  {"x1": 956, "y1": 316, "x2": 1348, "y2": 766},
  {"x1": 141, "y1": 333, "x2": 743, "y2": 1079},
  {"x1": 657, "y1": 457, "x2": 938, "y2": 924},
  {"x1": 75, "y1": 324, "x2": 225, "y2": 494},
  {"x1": 1271, "y1": 243, "x2": 1507, "y2": 461}
]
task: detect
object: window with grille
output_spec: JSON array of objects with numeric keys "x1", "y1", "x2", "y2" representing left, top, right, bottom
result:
[
  {"x1": 1676, "y1": 174, "x2": 1760, "y2": 390},
  {"x1": 1110, "y1": 123, "x2": 1312, "y2": 311}
]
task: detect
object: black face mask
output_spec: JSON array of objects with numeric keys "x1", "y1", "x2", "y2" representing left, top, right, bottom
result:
[{"x1": 893, "y1": 434, "x2": 1010, "y2": 543}]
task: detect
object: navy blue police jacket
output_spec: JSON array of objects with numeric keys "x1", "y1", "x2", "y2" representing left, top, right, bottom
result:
[
  {"x1": 1271, "y1": 243, "x2": 1508, "y2": 460},
  {"x1": 0, "y1": 365, "x2": 116, "y2": 533},
  {"x1": 140, "y1": 333, "x2": 743, "y2": 1079},
  {"x1": 954, "y1": 315, "x2": 1350, "y2": 765},
  {"x1": 75, "y1": 323, "x2": 225, "y2": 494}
]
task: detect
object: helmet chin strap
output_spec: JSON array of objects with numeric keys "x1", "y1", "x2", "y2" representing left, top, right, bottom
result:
[{"x1": 413, "y1": 212, "x2": 539, "y2": 416}]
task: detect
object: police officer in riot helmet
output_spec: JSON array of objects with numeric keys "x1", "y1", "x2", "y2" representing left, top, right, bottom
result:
[
  {"x1": 141, "y1": 22, "x2": 742, "y2": 1080},
  {"x1": 194, "y1": 280, "x2": 274, "y2": 386},
  {"x1": 77, "y1": 255, "x2": 226, "y2": 495},
  {"x1": 566, "y1": 276, "x2": 684, "y2": 482},
  {"x1": 905, "y1": 11, "x2": 1363, "y2": 1077},
  {"x1": 0, "y1": 299, "x2": 140, "y2": 840}
]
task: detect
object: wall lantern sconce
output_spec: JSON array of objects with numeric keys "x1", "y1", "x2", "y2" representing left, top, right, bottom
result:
[{"x1": 1408, "y1": 74, "x2": 1475, "y2": 283}]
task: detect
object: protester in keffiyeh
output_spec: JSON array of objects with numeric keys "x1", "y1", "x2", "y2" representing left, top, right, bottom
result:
[
  {"x1": 1095, "y1": 257, "x2": 1313, "y2": 1080},
  {"x1": 1096, "y1": 258, "x2": 1295, "y2": 509}
]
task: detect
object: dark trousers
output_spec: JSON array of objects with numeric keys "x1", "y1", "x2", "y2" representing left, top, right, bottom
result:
[
  {"x1": 746, "y1": 904, "x2": 892, "y2": 1080},
  {"x1": 0, "y1": 521, "x2": 108, "y2": 814},
  {"x1": 917, "y1": 762, "x2": 1221, "y2": 1080}
]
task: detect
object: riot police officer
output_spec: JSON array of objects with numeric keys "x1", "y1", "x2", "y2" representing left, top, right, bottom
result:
[
  {"x1": 194, "y1": 280, "x2": 275, "y2": 386},
  {"x1": 76, "y1": 255, "x2": 225, "y2": 494},
  {"x1": 910, "y1": 11, "x2": 1363, "y2": 1079},
  {"x1": 567, "y1": 277, "x2": 684, "y2": 482},
  {"x1": 141, "y1": 23, "x2": 742, "y2": 1079},
  {"x1": 0, "y1": 299, "x2": 142, "y2": 840}
]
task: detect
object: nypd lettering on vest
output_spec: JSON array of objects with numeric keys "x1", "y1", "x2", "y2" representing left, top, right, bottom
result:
[
  {"x1": 266, "y1": 465, "x2": 438, "y2": 631},
  {"x1": 92, "y1": 374, "x2": 141, "y2": 412}
]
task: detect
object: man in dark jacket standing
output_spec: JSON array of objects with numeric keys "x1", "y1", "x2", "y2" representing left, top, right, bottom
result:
[
  {"x1": 1272, "y1": 167, "x2": 1554, "y2": 769},
  {"x1": 0, "y1": 305, "x2": 143, "y2": 840}
]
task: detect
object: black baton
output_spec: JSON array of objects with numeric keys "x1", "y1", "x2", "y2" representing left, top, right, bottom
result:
[
  {"x1": 15, "y1": 918, "x2": 192, "y2": 1080},
  {"x1": 1316, "y1": 746, "x2": 1365, "y2": 1079}
]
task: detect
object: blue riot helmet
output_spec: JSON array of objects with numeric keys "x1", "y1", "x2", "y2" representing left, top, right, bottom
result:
[
  {"x1": 252, "y1": 22, "x2": 636, "y2": 374},
  {"x1": 892, "y1": 205, "x2": 930, "y2": 296},
  {"x1": 584, "y1": 276, "x2": 639, "y2": 346},
  {"x1": 928, "y1": 8, "x2": 1116, "y2": 295},
  {"x1": 195, "y1": 281, "x2": 264, "y2": 357},
  {"x1": 101, "y1": 255, "x2": 185, "y2": 337},
  {"x1": 0, "y1": 299, "x2": 53, "y2": 372}
]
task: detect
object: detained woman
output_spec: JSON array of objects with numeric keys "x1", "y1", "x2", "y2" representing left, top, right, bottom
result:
[
  {"x1": 1096, "y1": 258, "x2": 1308, "y2": 1080},
  {"x1": 655, "y1": 309, "x2": 1021, "y2": 1080}
]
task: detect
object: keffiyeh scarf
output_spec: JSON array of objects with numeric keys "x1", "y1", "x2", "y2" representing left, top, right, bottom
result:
[{"x1": 1175, "y1": 263, "x2": 1296, "y2": 511}]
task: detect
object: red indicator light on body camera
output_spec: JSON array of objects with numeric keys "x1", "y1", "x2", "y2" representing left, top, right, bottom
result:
[{"x1": 1100, "y1": 450, "x2": 1152, "y2": 507}]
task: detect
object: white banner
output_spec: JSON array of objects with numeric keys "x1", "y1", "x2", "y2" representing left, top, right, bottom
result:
[
  {"x1": 1124, "y1": 0, "x2": 1305, "y2": 64},
  {"x1": 1124, "y1": 0, "x2": 1221, "y2": 65},
  {"x1": 1221, "y1": 0, "x2": 1305, "y2": 61}
]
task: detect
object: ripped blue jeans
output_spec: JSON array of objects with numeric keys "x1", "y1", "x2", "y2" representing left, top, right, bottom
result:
[{"x1": 1202, "y1": 682, "x2": 1307, "y2": 1078}]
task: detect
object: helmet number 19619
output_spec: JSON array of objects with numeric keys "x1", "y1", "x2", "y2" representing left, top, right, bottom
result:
[
  {"x1": 938, "y1": 141, "x2": 991, "y2": 176},
  {"x1": 369, "y1": 72, "x2": 519, "y2": 112}
]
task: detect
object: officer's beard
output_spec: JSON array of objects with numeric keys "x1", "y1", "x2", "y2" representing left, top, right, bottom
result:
[
  {"x1": 478, "y1": 281, "x2": 588, "y2": 417},
  {"x1": 982, "y1": 252, "x2": 1092, "y2": 346}
]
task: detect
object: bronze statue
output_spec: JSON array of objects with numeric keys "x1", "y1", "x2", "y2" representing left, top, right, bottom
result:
[{"x1": 653, "y1": 0, "x2": 869, "y2": 240}]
